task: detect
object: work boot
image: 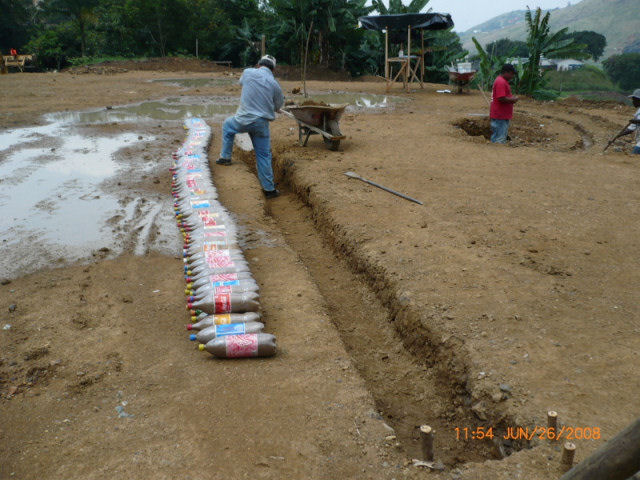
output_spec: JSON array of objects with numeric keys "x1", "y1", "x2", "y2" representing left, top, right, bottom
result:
[
  {"x1": 216, "y1": 158, "x2": 232, "y2": 166},
  {"x1": 263, "y1": 189, "x2": 280, "y2": 199}
]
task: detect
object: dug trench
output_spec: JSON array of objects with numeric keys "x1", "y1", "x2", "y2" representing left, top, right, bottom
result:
[{"x1": 226, "y1": 146, "x2": 531, "y2": 467}]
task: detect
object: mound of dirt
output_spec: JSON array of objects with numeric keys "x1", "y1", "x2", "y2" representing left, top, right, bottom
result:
[
  {"x1": 453, "y1": 113, "x2": 554, "y2": 146},
  {"x1": 66, "y1": 57, "x2": 233, "y2": 75}
]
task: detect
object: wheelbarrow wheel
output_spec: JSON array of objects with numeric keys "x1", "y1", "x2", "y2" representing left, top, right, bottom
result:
[{"x1": 323, "y1": 119, "x2": 341, "y2": 151}]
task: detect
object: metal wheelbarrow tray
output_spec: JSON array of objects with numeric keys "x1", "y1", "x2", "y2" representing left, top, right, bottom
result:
[{"x1": 282, "y1": 103, "x2": 347, "y2": 151}]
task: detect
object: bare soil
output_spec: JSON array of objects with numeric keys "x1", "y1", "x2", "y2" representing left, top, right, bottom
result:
[{"x1": 1, "y1": 68, "x2": 639, "y2": 479}]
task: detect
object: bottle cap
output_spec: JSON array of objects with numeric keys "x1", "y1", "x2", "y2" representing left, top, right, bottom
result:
[
  {"x1": 189, "y1": 334, "x2": 197, "y2": 341},
  {"x1": 187, "y1": 303, "x2": 193, "y2": 309},
  {"x1": 186, "y1": 324, "x2": 193, "y2": 330},
  {"x1": 198, "y1": 344, "x2": 205, "y2": 351}
]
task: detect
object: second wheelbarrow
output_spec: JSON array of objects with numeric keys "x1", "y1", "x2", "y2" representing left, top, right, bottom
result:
[{"x1": 282, "y1": 103, "x2": 347, "y2": 151}]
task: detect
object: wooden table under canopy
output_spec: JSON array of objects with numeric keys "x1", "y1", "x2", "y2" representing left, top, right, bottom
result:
[{"x1": 358, "y1": 13, "x2": 454, "y2": 92}]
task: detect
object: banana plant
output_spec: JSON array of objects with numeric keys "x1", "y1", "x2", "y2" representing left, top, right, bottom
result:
[
  {"x1": 371, "y1": 0, "x2": 430, "y2": 14},
  {"x1": 518, "y1": 7, "x2": 588, "y2": 95}
]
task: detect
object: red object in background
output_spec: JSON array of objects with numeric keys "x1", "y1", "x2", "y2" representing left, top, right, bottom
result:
[{"x1": 10, "y1": 48, "x2": 18, "y2": 56}]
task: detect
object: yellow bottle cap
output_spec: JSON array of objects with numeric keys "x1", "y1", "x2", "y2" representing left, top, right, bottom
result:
[{"x1": 198, "y1": 344, "x2": 205, "y2": 351}]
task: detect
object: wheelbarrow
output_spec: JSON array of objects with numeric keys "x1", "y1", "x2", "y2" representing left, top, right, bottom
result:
[
  {"x1": 448, "y1": 70, "x2": 477, "y2": 94},
  {"x1": 281, "y1": 103, "x2": 347, "y2": 151}
]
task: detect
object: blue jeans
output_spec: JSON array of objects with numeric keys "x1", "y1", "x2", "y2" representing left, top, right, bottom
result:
[
  {"x1": 490, "y1": 119, "x2": 510, "y2": 144},
  {"x1": 633, "y1": 146, "x2": 640, "y2": 155},
  {"x1": 220, "y1": 116, "x2": 275, "y2": 191}
]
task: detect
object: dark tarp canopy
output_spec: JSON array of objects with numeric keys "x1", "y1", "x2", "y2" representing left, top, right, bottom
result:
[{"x1": 359, "y1": 13, "x2": 454, "y2": 32}]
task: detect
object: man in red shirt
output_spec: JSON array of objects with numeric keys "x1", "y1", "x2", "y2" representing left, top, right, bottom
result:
[{"x1": 490, "y1": 64, "x2": 519, "y2": 143}]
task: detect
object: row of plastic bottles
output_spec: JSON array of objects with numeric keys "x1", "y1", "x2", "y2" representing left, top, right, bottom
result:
[{"x1": 171, "y1": 117, "x2": 276, "y2": 359}]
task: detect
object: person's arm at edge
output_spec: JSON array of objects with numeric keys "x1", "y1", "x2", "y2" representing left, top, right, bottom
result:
[{"x1": 273, "y1": 82, "x2": 284, "y2": 113}]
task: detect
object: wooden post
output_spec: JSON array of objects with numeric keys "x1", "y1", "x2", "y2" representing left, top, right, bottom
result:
[
  {"x1": 559, "y1": 417, "x2": 640, "y2": 480},
  {"x1": 195, "y1": 38, "x2": 198, "y2": 59},
  {"x1": 384, "y1": 27, "x2": 389, "y2": 91},
  {"x1": 420, "y1": 30, "x2": 425, "y2": 84},
  {"x1": 406, "y1": 25, "x2": 411, "y2": 91},
  {"x1": 419, "y1": 425, "x2": 434, "y2": 462},
  {"x1": 562, "y1": 442, "x2": 576, "y2": 472},
  {"x1": 548, "y1": 410, "x2": 558, "y2": 441},
  {"x1": 261, "y1": 34, "x2": 266, "y2": 57},
  {"x1": 303, "y1": 20, "x2": 313, "y2": 98}
]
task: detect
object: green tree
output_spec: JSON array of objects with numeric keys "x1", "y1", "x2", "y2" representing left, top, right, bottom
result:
[
  {"x1": 0, "y1": 0, "x2": 35, "y2": 52},
  {"x1": 603, "y1": 53, "x2": 640, "y2": 91},
  {"x1": 518, "y1": 7, "x2": 588, "y2": 96},
  {"x1": 371, "y1": 0, "x2": 429, "y2": 14},
  {"x1": 43, "y1": 0, "x2": 100, "y2": 57},
  {"x1": 485, "y1": 38, "x2": 528, "y2": 58},
  {"x1": 424, "y1": 30, "x2": 466, "y2": 83},
  {"x1": 563, "y1": 30, "x2": 606, "y2": 61},
  {"x1": 472, "y1": 37, "x2": 515, "y2": 93},
  {"x1": 268, "y1": 0, "x2": 372, "y2": 71}
]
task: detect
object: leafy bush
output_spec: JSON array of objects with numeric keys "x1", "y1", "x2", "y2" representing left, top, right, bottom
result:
[
  {"x1": 545, "y1": 65, "x2": 618, "y2": 92},
  {"x1": 603, "y1": 53, "x2": 640, "y2": 91}
]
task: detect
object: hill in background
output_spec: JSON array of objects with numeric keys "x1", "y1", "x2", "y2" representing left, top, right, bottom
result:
[{"x1": 459, "y1": 0, "x2": 640, "y2": 59}]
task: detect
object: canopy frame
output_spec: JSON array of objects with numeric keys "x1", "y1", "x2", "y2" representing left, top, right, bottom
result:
[{"x1": 359, "y1": 13, "x2": 454, "y2": 92}]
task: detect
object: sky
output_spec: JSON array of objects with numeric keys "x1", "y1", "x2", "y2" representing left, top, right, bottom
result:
[{"x1": 420, "y1": 0, "x2": 584, "y2": 32}]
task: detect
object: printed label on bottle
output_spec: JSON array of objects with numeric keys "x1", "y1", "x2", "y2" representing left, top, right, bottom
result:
[
  {"x1": 215, "y1": 323, "x2": 246, "y2": 337},
  {"x1": 213, "y1": 314, "x2": 232, "y2": 325},
  {"x1": 210, "y1": 273, "x2": 238, "y2": 285},
  {"x1": 213, "y1": 285, "x2": 232, "y2": 295},
  {"x1": 212, "y1": 279, "x2": 239, "y2": 287},
  {"x1": 215, "y1": 293, "x2": 232, "y2": 313},
  {"x1": 206, "y1": 251, "x2": 234, "y2": 269},
  {"x1": 225, "y1": 334, "x2": 259, "y2": 358}
]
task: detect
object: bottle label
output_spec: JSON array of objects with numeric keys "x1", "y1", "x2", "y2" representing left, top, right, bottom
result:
[
  {"x1": 206, "y1": 251, "x2": 234, "y2": 269},
  {"x1": 225, "y1": 334, "x2": 259, "y2": 358},
  {"x1": 210, "y1": 273, "x2": 238, "y2": 286},
  {"x1": 213, "y1": 314, "x2": 232, "y2": 325},
  {"x1": 215, "y1": 323, "x2": 246, "y2": 336},
  {"x1": 214, "y1": 285, "x2": 232, "y2": 295},
  {"x1": 215, "y1": 293, "x2": 232, "y2": 313}
]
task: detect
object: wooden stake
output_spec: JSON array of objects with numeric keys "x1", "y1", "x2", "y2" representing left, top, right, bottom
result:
[
  {"x1": 561, "y1": 442, "x2": 576, "y2": 472},
  {"x1": 420, "y1": 30, "x2": 425, "y2": 85},
  {"x1": 559, "y1": 416, "x2": 640, "y2": 480},
  {"x1": 420, "y1": 425, "x2": 434, "y2": 462},
  {"x1": 406, "y1": 25, "x2": 411, "y2": 92},
  {"x1": 384, "y1": 27, "x2": 389, "y2": 91},
  {"x1": 303, "y1": 20, "x2": 313, "y2": 98},
  {"x1": 548, "y1": 410, "x2": 558, "y2": 441},
  {"x1": 261, "y1": 34, "x2": 266, "y2": 57}
]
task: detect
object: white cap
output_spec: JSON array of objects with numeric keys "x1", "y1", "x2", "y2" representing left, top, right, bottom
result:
[
  {"x1": 259, "y1": 55, "x2": 276, "y2": 69},
  {"x1": 629, "y1": 89, "x2": 640, "y2": 99}
]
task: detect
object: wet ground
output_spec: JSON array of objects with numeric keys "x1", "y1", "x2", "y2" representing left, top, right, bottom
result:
[{"x1": 2, "y1": 68, "x2": 640, "y2": 480}]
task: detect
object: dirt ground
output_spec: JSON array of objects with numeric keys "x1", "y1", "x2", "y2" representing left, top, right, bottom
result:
[{"x1": 1, "y1": 65, "x2": 639, "y2": 479}]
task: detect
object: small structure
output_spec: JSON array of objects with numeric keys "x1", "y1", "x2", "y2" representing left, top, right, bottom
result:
[
  {"x1": 554, "y1": 58, "x2": 584, "y2": 71},
  {"x1": 359, "y1": 13, "x2": 454, "y2": 92},
  {"x1": 2, "y1": 54, "x2": 33, "y2": 72}
]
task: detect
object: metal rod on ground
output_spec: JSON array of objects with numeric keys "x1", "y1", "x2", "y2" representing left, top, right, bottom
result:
[
  {"x1": 604, "y1": 123, "x2": 632, "y2": 152},
  {"x1": 562, "y1": 442, "x2": 576, "y2": 472},
  {"x1": 344, "y1": 171, "x2": 423, "y2": 205},
  {"x1": 420, "y1": 425, "x2": 434, "y2": 461},
  {"x1": 303, "y1": 20, "x2": 313, "y2": 98},
  {"x1": 559, "y1": 417, "x2": 640, "y2": 480}
]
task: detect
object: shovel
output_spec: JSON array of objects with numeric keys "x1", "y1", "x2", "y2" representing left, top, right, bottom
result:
[{"x1": 344, "y1": 171, "x2": 423, "y2": 205}]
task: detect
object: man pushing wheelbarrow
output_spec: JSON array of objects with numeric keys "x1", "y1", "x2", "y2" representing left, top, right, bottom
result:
[{"x1": 217, "y1": 55, "x2": 284, "y2": 199}]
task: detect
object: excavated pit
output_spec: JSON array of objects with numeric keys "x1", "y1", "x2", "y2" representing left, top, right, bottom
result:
[{"x1": 233, "y1": 147, "x2": 531, "y2": 467}]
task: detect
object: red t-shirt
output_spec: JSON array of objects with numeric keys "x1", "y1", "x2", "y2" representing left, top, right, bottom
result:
[{"x1": 490, "y1": 75, "x2": 513, "y2": 120}]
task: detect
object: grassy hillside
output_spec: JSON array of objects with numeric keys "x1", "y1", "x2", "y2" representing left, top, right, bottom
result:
[
  {"x1": 460, "y1": 0, "x2": 640, "y2": 60},
  {"x1": 545, "y1": 65, "x2": 618, "y2": 92}
]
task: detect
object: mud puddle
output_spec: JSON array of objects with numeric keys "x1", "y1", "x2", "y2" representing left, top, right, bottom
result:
[
  {"x1": 46, "y1": 96, "x2": 238, "y2": 124},
  {"x1": 150, "y1": 77, "x2": 236, "y2": 89},
  {"x1": 291, "y1": 92, "x2": 406, "y2": 112},
  {"x1": 0, "y1": 121, "x2": 181, "y2": 278}
]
